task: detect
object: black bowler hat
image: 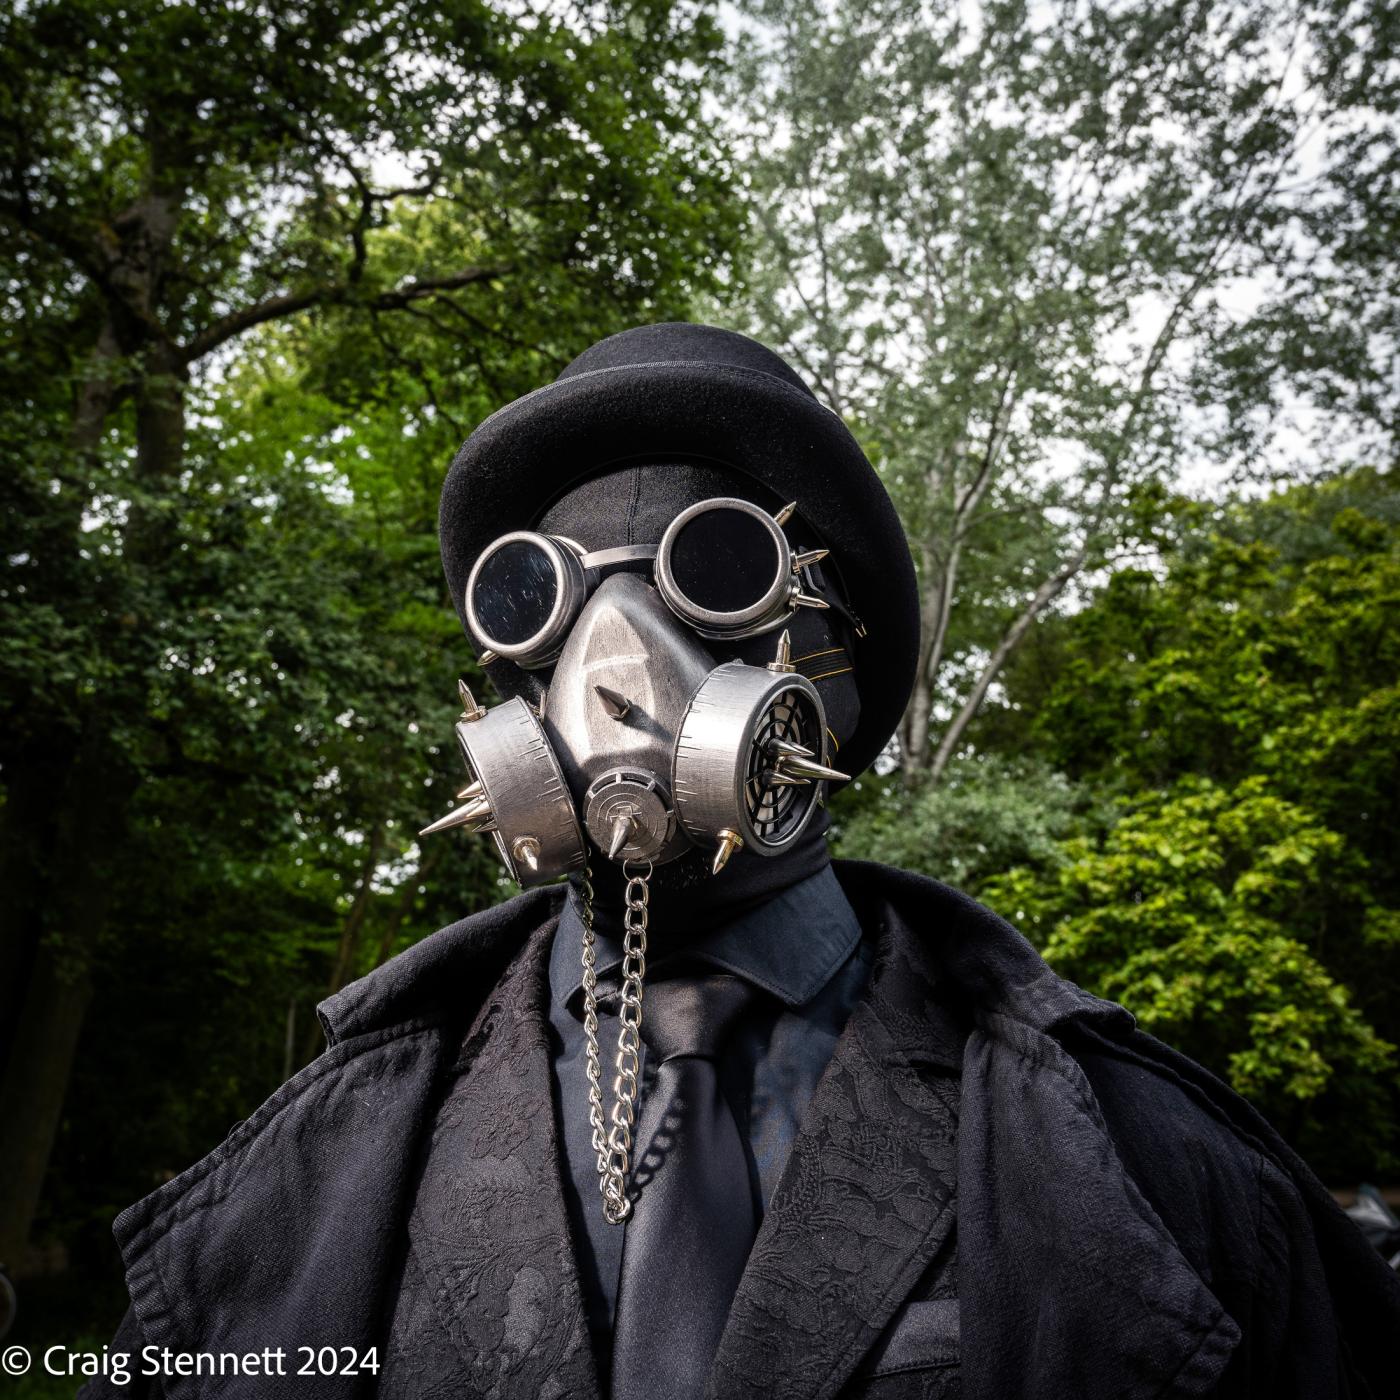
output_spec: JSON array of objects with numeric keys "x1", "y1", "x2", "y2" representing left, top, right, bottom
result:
[{"x1": 439, "y1": 322, "x2": 919, "y2": 777}]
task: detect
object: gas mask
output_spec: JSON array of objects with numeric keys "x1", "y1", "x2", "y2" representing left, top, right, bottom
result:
[{"x1": 420, "y1": 496, "x2": 850, "y2": 882}]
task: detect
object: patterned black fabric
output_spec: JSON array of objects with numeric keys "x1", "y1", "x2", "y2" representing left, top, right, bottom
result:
[
  {"x1": 379, "y1": 922, "x2": 598, "y2": 1400},
  {"x1": 380, "y1": 894, "x2": 965, "y2": 1400},
  {"x1": 706, "y1": 907, "x2": 965, "y2": 1400}
]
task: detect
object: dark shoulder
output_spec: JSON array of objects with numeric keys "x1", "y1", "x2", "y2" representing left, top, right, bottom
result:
[{"x1": 1071, "y1": 1032, "x2": 1267, "y2": 1297}]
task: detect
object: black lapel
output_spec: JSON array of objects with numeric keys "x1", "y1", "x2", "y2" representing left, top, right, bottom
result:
[
  {"x1": 958, "y1": 1012, "x2": 1240, "y2": 1400},
  {"x1": 706, "y1": 910, "x2": 963, "y2": 1400},
  {"x1": 830, "y1": 863, "x2": 1242, "y2": 1400},
  {"x1": 400, "y1": 921, "x2": 601, "y2": 1400}
]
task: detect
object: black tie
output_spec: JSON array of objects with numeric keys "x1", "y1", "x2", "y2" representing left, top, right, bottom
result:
[{"x1": 609, "y1": 973, "x2": 759, "y2": 1400}]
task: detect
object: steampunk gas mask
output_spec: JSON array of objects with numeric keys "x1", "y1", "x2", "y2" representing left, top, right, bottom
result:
[
  {"x1": 421, "y1": 494, "x2": 852, "y2": 883},
  {"x1": 430, "y1": 326, "x2": 912, "y2": 1225}
]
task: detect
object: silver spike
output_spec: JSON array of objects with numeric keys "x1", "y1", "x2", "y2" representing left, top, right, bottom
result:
[
  {"x1": 455, "y1": 778, "x2": 485, "y2": 802},
  {"x1": 419, "y1": 794, "x2": 494, "y2": 837},
  {"x1": 763, "y1": 769, "x2": 811, "y2": 788},
  {"x1": 479, "y1": 649, "x2": 499, "y2": 665},
  {"x1": 793, "y1": 548, "x2": 829, "y2": 571},
  {"x1": 712, "y1": 828, "x2": 744, "y2": 875},
  {"x1": 594, "y1": 685, "x2": 632, "y2": 721},
  {"x1": 793, "y1": 592, "x2": 830, "y2": 611},
  {"x1": 511, "y1": 836, "x2": 541, "y2": 874},
  {"x1": 607, "y1": 814, "x2": 637, "y2": 861},
  {"x1": 767, "y1": 629, "x2": 795, "y2": 674},
  {"x1": 457, "y1": 679, "x2": 486, "y2": 722},
  {"x1": 457, "y1": 794, "x2": 494, "y2": 822},
  {"x1": 775, "y1": 753, "x2": 850, "y2": 784},
  {"x1": 773, "y1": 501, "x2": 797, "y2": 527},
  {"x1": 767, "y1": 737, "x2": 814, "y2": 759}
]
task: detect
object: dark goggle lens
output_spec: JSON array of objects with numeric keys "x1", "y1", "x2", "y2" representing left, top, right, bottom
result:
[
  {"x1": 667, "y1": 506, "x2": 782, "y2": 615},
  {"x1": 470, "y1": 538, "x2": 561, "y2": 647}
]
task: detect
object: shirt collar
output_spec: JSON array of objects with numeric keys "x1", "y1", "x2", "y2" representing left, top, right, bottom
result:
[{"x1": 549, "y1": 863, "x2": 862, "y2": 1014}]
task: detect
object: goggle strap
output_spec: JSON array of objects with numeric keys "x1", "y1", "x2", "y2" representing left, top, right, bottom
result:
[{"x1": 793, "y1": 644, "x2": 854, "y2": 683}]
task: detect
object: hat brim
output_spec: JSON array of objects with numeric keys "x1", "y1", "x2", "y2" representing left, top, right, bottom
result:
[{"x1": 439, "y1": 360, "x2": 919, "y2": 777}]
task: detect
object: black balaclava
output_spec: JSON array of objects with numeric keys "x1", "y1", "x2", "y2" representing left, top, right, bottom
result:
[{"x1": 527, "y1": 459, "x2": 862, "y2": 940}]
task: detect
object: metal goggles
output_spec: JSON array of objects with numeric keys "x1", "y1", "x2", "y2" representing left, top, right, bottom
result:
[{"x1": 463, "y1": 497, "x2": 838, "y2": 668}]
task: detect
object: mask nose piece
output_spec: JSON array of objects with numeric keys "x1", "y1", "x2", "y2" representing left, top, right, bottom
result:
[{"x1": 544, "y1": 573, "x2": 714, "y2": 867}]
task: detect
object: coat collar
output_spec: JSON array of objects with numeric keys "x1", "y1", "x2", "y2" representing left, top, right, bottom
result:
[
  {"x1": 831, "y1": 859, "x2": 1136, "y2": 1040},
  {"x1": 841, "y1": 867, "x2": 1237, "y2": 1400},
  {"x1": 957, "y1": 1011, "x2": 1241, "y2": 1400}
]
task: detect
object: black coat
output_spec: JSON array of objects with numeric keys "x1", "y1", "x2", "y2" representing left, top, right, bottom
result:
[{"x1": 86, "y1": 861, "x2": 1399, "y2": 1399}]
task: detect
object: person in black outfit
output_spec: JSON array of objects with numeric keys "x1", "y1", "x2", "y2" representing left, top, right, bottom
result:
[{"x1": 87, "y1": 324, "x2": 1399, "y2": 1399}]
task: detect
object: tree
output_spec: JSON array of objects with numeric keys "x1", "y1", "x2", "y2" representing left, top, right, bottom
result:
[
  {"x1": 722, "y1": 0, "x2": 1400, "y2": 781},
  {"x1": 0, "y1": 0, "x2": 740, "y2": 1266},
  {"x1": 845, "y1": 464, "x2": 1400, "y2": 1176},
  {"x1": 828, "y1": 753, "x2": 1104, "y2": 892},
  {"x1": 1008, "y1": 468, "x2": 1400, "y2": 919},
  {"x1": 984, "y1": 778, "x2": 1397, "y2": 1178}
]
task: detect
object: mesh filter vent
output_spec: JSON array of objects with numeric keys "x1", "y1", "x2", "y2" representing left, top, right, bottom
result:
[{"x1": 744, "y1": 686, "x2": 820, "y2": 843}]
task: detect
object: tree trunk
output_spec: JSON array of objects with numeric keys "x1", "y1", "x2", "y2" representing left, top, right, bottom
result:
[
  {"x1": 900, "y1": 571, "x2": 941, "y2": 775},
  {"x1": 926, "y1": 552, "x2": 1085, "y2": 785},
  {"x1": 372, "y1": 847, "x2": 444, "y2": 969},
  {"x1": 0, "y1": 946, "x2": 94, "y2": 1272},
  {"x1": 300, "y1": 828, "x2": 388, "y2": 1065},
  {"x1": 901, "y1": 529, "x2": 961, "y2": 783},
  {"x1": 0, "y1": 202, "x2": 184, "y2": 1259},
  {"x1": 0, "y1": 754, "x2": 71, "y2": 1076},
  {"x1": 0, "y1": 722, "x2": 131, "y2": 1270},
  {"x1": 899, "y1": 427, "x2": 995, "y2": 784}
]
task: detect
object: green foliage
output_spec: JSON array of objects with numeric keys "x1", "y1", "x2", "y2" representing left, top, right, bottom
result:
[
  {"x1": 1, "y1": 0, "x2": 737, "y2": 352},
  {"x1": 723, "y1": 0, "x2": 1400, "y2": 777},
  {"x1": 832, "y1": 756, "x2": 1107, "y2": 893},
  {"x1": 973, "y1": 468, "x2": 1400, "y2": 1175},
  {"x1": 0, "y1": 0, "x2": 743, "y2": 1279},
  {"x1": 984, "y1": 778, "x2": 1397, "y2": 1177},
  {"x1": 1013, "y1": 469, "x2": 1400, "y2": 900}
]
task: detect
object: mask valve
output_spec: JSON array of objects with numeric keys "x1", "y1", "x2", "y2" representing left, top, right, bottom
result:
[
  {"x1": 419, "y1": 682, "x2": 587, "y2": 887},
  {"x1": 584, "y1": 768, "x2": 674, "y2": 864},
  {"x1": 673, "y1": 658, "x2": 847, "y2": 869}
]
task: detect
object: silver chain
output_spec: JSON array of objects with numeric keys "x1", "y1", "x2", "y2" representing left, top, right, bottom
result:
[{"x1": 580, "y1": 857, "x2": 651, "y2": 1225}]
